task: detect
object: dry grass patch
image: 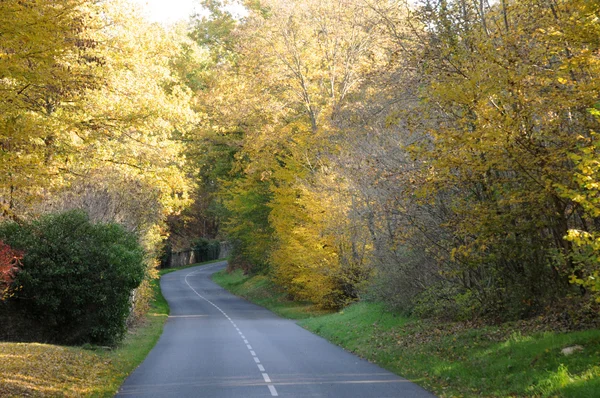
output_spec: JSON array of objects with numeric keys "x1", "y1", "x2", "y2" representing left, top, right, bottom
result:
[{"x1": 0, "y1": 343, "x2": 109, "y2": 397}]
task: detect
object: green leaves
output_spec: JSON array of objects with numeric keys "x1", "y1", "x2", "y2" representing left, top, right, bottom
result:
[{"x1": 0, "y1": 210, "x2": 145, "y2": 345}]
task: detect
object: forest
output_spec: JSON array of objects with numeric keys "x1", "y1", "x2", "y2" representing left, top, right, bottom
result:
[
  {"x1": 1, "y1": 0, "x2": 600, "y2": 346},
  {"x1": 188, "y1": 0, "x2": 600, "y2": 322}
]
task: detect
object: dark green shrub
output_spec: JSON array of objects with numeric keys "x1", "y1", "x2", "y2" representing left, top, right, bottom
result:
[{"x1": 0, "y1": 210, "x2": 145, "y2": 345}]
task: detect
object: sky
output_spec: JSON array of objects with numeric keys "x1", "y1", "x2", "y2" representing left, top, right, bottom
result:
[
  {"x1": 130, "y1": 0, "x2": 247, "y2": 25},
  {"x1": 130, "y1": 0, "x2": 202, "y2": 24}
]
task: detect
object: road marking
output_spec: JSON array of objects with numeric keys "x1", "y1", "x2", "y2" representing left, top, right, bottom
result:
[
  {"x1": 167, "y1": 315, "x2": 207, "y2": 318},
  {"x1": 184, "y1": 266, "x2": 277, "y2": 397},
  {"x1": 268, "y1": 385, "x2": 279, "y2": 396}
]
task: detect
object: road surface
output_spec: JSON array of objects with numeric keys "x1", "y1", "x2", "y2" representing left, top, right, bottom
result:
[{"x1": 116, "y1": 261, "x2": 435, "y2": 397}]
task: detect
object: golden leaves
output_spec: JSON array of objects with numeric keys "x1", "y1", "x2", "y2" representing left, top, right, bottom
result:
[{"x1": 0, "y1": 342, "x2": 109, "y2": 397}]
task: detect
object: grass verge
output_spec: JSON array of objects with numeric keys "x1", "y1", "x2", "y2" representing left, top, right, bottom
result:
[
  {"x1": 212, "y1": 268, "x2": 330, "y2": 319},
  {"x1": 0, "y1": 260, "x2": 217, "y2": 397},
  {"x1": 213, "y1": 270, "x2": 600, "y2": 397},
  {"x1": 301, "y1": 303, "x2": 600, "y2": 397}
]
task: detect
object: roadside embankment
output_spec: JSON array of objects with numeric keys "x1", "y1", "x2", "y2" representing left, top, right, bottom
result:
[{"x1": 213, "y1": 269, "x2": 600, "y2": 397}]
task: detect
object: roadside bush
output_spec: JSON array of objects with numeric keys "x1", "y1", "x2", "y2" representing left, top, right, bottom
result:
[
  {"x1": 0, "y1": 240, "x2": 23, "y2": 300},
  {"x1": 0, "y1": 210, "x2": 145, "y2": 345}
]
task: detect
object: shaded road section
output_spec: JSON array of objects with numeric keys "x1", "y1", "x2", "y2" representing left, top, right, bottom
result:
[{"x1": 116, "y1": 261, "x2": 435, "y2": 397}]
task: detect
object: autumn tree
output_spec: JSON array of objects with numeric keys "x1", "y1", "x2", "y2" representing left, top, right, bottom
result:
[
  {"x1": 1, "y1": 0, "x2": 199, "y2": 322},
  {"x1": 50, "y1": 1, "x2": 195, "y2": 249},
  {"x1": 0, "y1": 0, "x2": 103, "y2": 217},
  {"x1": 186, "y1": 0, "x2": 401, "y2": 307},
  {"x1": 186, "y1": 0, "x2": 600, "y2": 318},
  {"x1": 555, "y1": 0, "x2": 600, "y2": 300},
  {"x1": 376, "y1": 0, "x2": 600, "y2": 317}
]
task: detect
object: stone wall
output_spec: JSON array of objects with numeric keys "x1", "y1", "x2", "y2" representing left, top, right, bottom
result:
[{"x1": 163, "y1": 241, "x2": 229, "y2": 268}]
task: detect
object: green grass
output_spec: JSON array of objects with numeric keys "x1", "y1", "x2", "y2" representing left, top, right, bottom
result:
[
  {"x1": 212, "y1": 270, "x2": 600, "y2": 397},
  {"x1": 212, "y1": 269, "x2": 330, "y2": 319},
  {"x1": 300, "y1": 302, "x2": 600, "y2": 398}
]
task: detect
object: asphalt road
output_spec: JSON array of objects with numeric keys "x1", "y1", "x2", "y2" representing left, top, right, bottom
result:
[{"x1": 116, "y1": 261, "x2": 436, "y2": 397}]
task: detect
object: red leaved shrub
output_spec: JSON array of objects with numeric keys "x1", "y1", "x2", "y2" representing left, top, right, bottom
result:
[{"x1": 0, "y1": 240, "x2": 23, "y2": 298}]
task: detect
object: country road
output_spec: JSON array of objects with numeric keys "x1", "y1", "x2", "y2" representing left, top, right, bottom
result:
[{"x1": 116, "y1": 261, "x2": 435, "y2": 397}]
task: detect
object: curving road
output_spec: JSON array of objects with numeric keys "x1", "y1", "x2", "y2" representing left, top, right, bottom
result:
[{"x1": 116, "y1": 261, "x2": 435, "y2": 397}]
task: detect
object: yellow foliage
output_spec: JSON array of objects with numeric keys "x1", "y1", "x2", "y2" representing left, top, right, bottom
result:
[
  {"x1": 0, "y1": 0, "x2": 103, "y2": 216},
  {"x1": 192, "y1": 0, "x2": 389, "y2": 306},
  {"x1": 0, "y1": 342, "x2": 108, "y2": 397},
  {"x1": 269, "y1": 179, "x2": 340, "y2": 306},
  {"x1": 268, "y1": 166, "x2": 370, "y2": 308}
]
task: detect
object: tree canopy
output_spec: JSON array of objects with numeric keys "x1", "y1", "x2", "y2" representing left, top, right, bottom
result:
[
  {"x1": 185, "y1": 0, "x2": 600, "y2": 316},
  {"x1": 2, "y1": 0, "x2": 600, "y2": 322}
]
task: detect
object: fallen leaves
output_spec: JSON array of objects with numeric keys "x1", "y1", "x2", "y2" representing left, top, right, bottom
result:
[{"x1": 0, "y1": 342, "x2": 111, "y2": 397}]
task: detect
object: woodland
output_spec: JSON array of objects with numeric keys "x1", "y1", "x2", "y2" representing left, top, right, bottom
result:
[{"x1": 1, "y1": 0, "x2": 600, "y2": 345}]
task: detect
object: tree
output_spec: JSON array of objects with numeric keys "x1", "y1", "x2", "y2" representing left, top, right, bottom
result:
[
  {"x1": 1, "y1": 0, "x2": 201, "y2": 323},
  {"x1": 389, "y1": 0, "x2": 600, "y2": 317},
  {"x1": 0, "y1": 0, "x2": 196, "y2": 258},
  {"x1": 0, "y1": 0, "x2": 103, "y2": 217},
  {"x1": 187, "y1": 0, "x2": 600, "y2": 317},
  {"x1": 186, "y1": 0, "x2": 396, "y2": 306}
]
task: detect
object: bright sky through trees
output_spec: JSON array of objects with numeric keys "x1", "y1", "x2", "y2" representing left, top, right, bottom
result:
[
  {"x1": 130, "y1": 0, "x2": 200, "y2": 23},
  {"x1": 130, "y1": 0, "x2": 247, "y2": 24}
]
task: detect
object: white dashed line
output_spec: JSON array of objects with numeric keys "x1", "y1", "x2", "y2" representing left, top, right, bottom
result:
[
  {"x1": 268, "y1": 385, "x2": 279, "y2": 396},
  {"x1": 185, "y1": 267, "x2": 277, "y2": 397}
]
